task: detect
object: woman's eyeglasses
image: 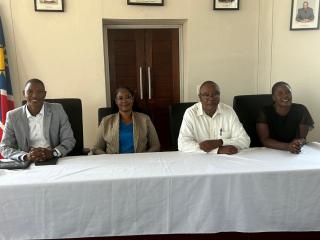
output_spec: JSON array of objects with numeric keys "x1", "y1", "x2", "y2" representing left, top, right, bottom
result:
[{"x1": 116, "y1": 95, "x2": 133, "y2": 101}]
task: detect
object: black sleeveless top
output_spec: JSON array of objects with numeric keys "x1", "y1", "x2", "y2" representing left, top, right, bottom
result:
[{"x1": 257, "y1": 103, "x2": 314, "y2": 143}]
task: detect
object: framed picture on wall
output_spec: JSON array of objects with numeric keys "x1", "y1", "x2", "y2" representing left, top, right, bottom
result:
[
  {"x1": 213, "y1": 0, "x2": 239, "y2": 10},
  {"x1": 127, "y1": 0, "x2": 164, "y2": 6},
  {"x1": 34, "y1": 0, "x2": 64, "y2": 12},
  {"x1": 290, "y1": 0, "x2": 320, "y2": 30}
]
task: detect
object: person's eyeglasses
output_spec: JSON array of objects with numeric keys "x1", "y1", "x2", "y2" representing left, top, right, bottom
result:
[
  {"x1": 116, "y1": 95, "x2": 133, "y2": 101},
  {"x1": 199, "y1": 92, "x2": 220, "y2": 100}
]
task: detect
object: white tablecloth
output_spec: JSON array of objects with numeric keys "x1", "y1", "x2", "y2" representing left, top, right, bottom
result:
[{"x1": 1, "y1": 143, "x2": 320, "y2": 239}]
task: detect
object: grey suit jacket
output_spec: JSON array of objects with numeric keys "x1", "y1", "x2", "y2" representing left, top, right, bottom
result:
[
  {"x1": 296, "y1": 7, "x2": 314, "y2": 22},
  {"x1": 92, "y1": 112, "x2": 160, "y2": 154},
  {"x1": 0, "y1": 102, "x2": 76, "y2": 160}
]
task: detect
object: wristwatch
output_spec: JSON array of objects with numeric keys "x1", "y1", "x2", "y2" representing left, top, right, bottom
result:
[{"x1": 53, "y1": 149, "x2": 59, "y2": 157}]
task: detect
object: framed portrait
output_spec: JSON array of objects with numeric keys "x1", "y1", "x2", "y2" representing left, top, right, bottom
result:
[
  {"x1": 34, "y1": 0, "x2": 64, "y2": 12},
  {"x1": 214, "y1": 0, "x2": 240, "y2": 10},
  {"x1": 290, "y1": 0, "x2": 320, "y2": 30},
  {"x1": 127, "y1": 0, "x2": 164, "y2": 6}
]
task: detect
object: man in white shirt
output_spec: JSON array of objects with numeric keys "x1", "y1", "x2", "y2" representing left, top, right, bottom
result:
[
  {"x1": 0, "y1": 79, "x2": 76, "y2": 161},
  {"x1": 178, "y1": 81, "x2": 250, "y2": 154}
]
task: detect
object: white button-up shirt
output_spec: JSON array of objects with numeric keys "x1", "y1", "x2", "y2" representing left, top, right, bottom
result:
[
  {"x1": 26, "y1": 105, "x2": 50, "y2": 148},
  {"x1": 178, "y1": 102, "x2": 250, "y2": 153}
]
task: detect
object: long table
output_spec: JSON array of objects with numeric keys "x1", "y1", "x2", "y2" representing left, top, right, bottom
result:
[{"x1": 1, "y1": 143, "x2": 320, "y2": 239}]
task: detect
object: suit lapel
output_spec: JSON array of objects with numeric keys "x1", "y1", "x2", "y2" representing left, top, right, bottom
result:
[
  {"x1": 21, "y1": 105, "x2": 31, "y2": 149},
  {"x1": 43, "y1": 102, "x2": 52, "y2": 143},
  {"x1": 114, "y1": 113, "x2": 120, "y2": 153},
  {"x1": 132, "y1": 112, "x2": 139, "y2": 152}
]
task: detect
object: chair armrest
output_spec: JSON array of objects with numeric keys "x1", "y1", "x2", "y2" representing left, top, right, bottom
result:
[{"x1": 82, "y1": 148, "x2": 90, "y2": 155}]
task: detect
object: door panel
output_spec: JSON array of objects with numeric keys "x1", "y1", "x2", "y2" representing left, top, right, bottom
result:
[
  {"x1": 145, "y1": 29, "x2": 179, "y2": 150},
  {"x1": 108, "y1": 29, "x2": 145, "y2": 103}
]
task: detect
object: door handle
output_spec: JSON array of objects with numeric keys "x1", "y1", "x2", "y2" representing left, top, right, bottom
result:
[
  {"x1": 148, "y1": 66, "x2": 152, "y2": 99},
  {"x1": 139, "y1": 67, "x2": 143, "y2": 100}
]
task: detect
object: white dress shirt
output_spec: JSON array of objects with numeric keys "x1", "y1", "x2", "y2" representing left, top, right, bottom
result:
[
  {"x1": 178, "y1": 102, "x2": 250, "y2": 153},
  {"x1": 22, "y1": 105, "x2": 61, "y2": 160},
  {"x1": 26, "y1": 105, "x2": 50, "y2": 148}
]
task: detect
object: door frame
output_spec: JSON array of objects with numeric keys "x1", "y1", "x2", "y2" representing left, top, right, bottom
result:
[{"x1": 103, "y1": 23, "x2": 184, "y2": 107}]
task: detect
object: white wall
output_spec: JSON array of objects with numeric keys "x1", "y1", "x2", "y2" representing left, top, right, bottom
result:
[
  {"x1": 0, "y1": 0, "x2": 319, "y2": 146},
  {"x1": 1, "y1": 0, "x2": 106, "y2": 147}
]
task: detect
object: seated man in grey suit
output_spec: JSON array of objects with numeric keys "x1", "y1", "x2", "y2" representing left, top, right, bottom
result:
[
  {"x1": 0, "y1": 79, "x2": 76, "y2": 161},
  {"x1": 296, "y1": 1, "x2": 314, "y2": 22}
]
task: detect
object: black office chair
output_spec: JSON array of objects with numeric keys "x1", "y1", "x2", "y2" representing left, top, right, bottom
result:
[
  {"x1": 22, "y1": 98, "x2": 88, "y2": 156},
  {"x1": 98, "y1": 107, "x2": 113, "y2": 125},
  {"x1": 169, "y1": 102, "x2": 196, "y2": 151},
  {"x1": 233, "y1": 94, "x2": 273, "y2": 147}
]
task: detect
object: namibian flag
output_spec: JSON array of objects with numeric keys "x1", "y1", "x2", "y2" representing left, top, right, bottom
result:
[{"x1": 0, "y1": 17, "x2": 14, "y2": 142}]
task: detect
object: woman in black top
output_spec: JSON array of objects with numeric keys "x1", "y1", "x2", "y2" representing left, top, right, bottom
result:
[{"x1": 256, "y1": 81, "x2": 314, "y2": 153}]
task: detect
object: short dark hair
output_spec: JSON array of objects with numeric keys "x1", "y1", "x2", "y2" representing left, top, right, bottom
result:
[
  {"x1": 271, "y1": 81, "x2": 291, "y2": 95},
  {"x1": 114, "y1": 86, "x2": 134, "y2": 99},
  {"x1": 25, "y1": 78, "x2": 45, "y2": 88}
]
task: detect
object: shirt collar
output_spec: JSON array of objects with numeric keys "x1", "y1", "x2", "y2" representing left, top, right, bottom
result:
[
  {"x1": 197, "y1": 102, "x2": 221, "y2": 117},
  {"x1": 25, "y1": 104, "x2": 45, "y2": 118}
]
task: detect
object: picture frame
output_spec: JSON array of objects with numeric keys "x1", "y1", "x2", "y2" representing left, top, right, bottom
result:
[
  {"x1": 127, "y1": 0, "x2": 164, "y2": 6},
  {"x1": 213, "y1": 0, "x2": 240, "y2": 10},
  {"x1": 290, "y1": 0, "x2": 320, "y2": 30},
  {"x1": 34, "y1": 0, "x2": 64, "y2": 12}
]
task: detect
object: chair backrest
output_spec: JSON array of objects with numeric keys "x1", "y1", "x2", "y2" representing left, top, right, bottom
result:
[
  {"x1": 98, "y1": 107, "x2": 113, "y2": 125},
  {"x1": 233, "y1": 94, "x2": 273, "y2": 147},
  {"x1": 22, "y1": 98, "x2": 84, "y2": 156},
  {"x1": 169, "y1": 102, "x2": 196, "y2": 151}
]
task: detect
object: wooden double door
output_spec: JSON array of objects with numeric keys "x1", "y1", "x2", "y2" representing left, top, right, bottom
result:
[{"x1": 107, "y1": 28, "x2": 180, "y2": 150}]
